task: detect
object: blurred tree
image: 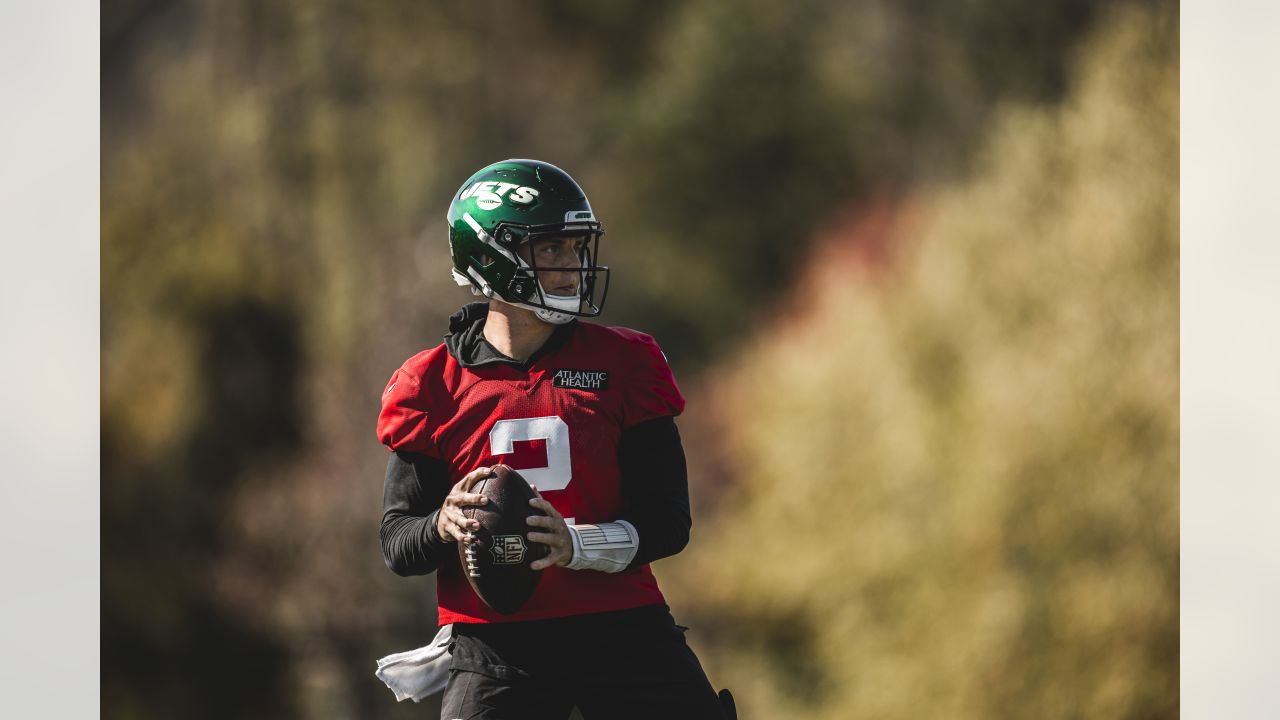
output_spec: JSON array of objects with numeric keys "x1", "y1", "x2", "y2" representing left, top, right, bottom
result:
[
  {"x1": 600, "y1": 0, "x2": 1130, "y2": 363},
  {"x1": 665, "y1": 5, "x2": 1178, "y2": 718}
]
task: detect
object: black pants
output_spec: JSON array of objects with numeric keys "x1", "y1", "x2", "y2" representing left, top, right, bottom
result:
[{"x1": 440, "y1": 604, "x2": 727, "y2": 720}]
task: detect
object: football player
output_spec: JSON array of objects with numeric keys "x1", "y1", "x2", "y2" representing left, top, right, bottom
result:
[{"x1": 377, "y1": 159, "x2": 733, "y2": 719}]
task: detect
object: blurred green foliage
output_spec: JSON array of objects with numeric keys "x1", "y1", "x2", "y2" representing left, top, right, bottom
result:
[
  {"x1": 102, "y1": 0, "x2": 1175, "y2": 717},
  {"x1": 666, "y1": 7, "x2": 1178, "y2": 718}
]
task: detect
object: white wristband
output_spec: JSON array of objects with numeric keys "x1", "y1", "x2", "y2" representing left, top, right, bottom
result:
[{"x1": 565, "y1": 520, "x2": 639, "y2": 573}]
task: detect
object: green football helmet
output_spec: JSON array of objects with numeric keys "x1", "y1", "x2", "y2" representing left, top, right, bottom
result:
[{"x1": 447, "y1": 159, "x2": 609, "y2": 324}]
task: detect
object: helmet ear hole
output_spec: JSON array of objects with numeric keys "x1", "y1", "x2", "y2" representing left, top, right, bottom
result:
[
  {"x1": 508, "y1": 276, "x2": 535, "y2": 301},
  {"x1": 475, "y1": 253, "x2": 495, "y2": 269},
  {"x1": 498, "y1": 226, "x2": 527, "y2": 246}
]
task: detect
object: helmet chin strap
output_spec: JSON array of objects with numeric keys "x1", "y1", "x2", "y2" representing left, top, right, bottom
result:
[
  {"x1": 526, "y1": 282, "x2": 580, "y2": 325},
  {"x1": 456, "y1": 270, "x2": 580, "y2": 325}
]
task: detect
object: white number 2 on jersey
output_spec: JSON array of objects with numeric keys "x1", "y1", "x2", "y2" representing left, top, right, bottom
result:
[{"x1": 488, "y1": 416, "x2": 572, "y2": 492}]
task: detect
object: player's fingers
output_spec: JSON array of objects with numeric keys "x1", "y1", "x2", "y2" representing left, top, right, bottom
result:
[
  {"x1": 455, "y1": 512, "x2": 481, "y2": 532},
  {"x1": 531, "y1": 547, "x2": 569, "y2": 571},
  {"x1": 458, "y1": 466, "x2": 492, "y2": 490},
  {"x1": 447, "y1": 510, "x2": 473, "y2": 537},
  {"x1": 526, "y1": 531, "x2": 563, "y2": 546},
  {"x1": 525, "y1": 514, "x2": 558, "y2": 529},
  {"x1": 442, "y1": 508, "x2": 479, "y2": 536},
  {"x1": 441, "y1": 519, "x2": 463, "y2": 543},
  {"x1": 443, "y1": 494, "x2": 485, "y2": 513},
  {"x1": 454, "y1": 523, "x2": 476, "y2": 543},
  {"x1": 537, "y1": 547, "x2": 571, "y2": 570},
  {"x1": 528, "y1": 496, "x2": 561, "y2": 519}
]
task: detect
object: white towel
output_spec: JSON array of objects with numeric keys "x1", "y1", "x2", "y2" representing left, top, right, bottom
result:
[{"x1": 374, "y1": 623, "x2": 454, "y2": 702}]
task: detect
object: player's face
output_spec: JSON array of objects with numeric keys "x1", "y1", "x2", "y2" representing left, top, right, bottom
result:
[{"x1": 519, "y1": 235, "x2": 588, "y2": 297}]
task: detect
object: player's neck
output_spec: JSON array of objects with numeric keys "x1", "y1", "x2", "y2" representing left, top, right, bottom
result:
[{"x1": 483, "y1": 301, "x2": 556, "y2": 363}]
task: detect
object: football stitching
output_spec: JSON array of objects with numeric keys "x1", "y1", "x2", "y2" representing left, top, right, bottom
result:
[{"x1": 464, "y1": 474, "x2": 490, "y2": 578}]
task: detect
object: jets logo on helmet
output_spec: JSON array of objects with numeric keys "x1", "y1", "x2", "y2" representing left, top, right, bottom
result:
[
  {"x1": 446, "y1": 159, "x2": 610, "y2": 325},
  {"x1": 459, "y1": 181, "x2": 541, "y2": 210}
]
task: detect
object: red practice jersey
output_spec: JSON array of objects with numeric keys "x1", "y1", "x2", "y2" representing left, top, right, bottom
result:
[{"x1": 377, "y1": 321, "x2": 685, "y2": 624}]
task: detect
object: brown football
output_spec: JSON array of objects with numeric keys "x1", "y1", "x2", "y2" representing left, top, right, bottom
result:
[{"x1": 458, "y1": 464, "x2": 550, "y2": 615}]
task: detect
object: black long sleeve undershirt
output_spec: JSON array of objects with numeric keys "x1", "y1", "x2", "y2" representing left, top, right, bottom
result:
[
  {"x1": 379, "y1": 415, "x2": 691, "y2": 576},
  {"x1": 379, "y1": 451, "x2": 452, "y2": 576},
  {"x1": 617, "y1": 416, "x2": 691, "y2": 569}
]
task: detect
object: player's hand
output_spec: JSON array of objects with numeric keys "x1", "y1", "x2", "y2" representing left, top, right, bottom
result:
[
  {"x1": 526, "y1": 486, "x2": 573, "y2": 570},
  {"x1": 436, "y1": 467, "x2": 491, "y2": 544}
]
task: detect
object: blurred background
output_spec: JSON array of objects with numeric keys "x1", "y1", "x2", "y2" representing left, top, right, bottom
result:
[{"x1": 102, "y1": 1, "x2": 1178, "y2": 718}]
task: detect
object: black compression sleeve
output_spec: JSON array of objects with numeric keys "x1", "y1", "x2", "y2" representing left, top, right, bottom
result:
[
  {"x1": 380, "y1": 450, "x2": 453, "y2": 576},
  {"x1": 617, "y1": 416, "x2": 692, "y2": 569}
]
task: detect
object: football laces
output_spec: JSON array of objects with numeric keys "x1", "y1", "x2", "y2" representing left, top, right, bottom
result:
[{"x1": 464, "y1": 541, "x2": 480, "y2": 578}]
